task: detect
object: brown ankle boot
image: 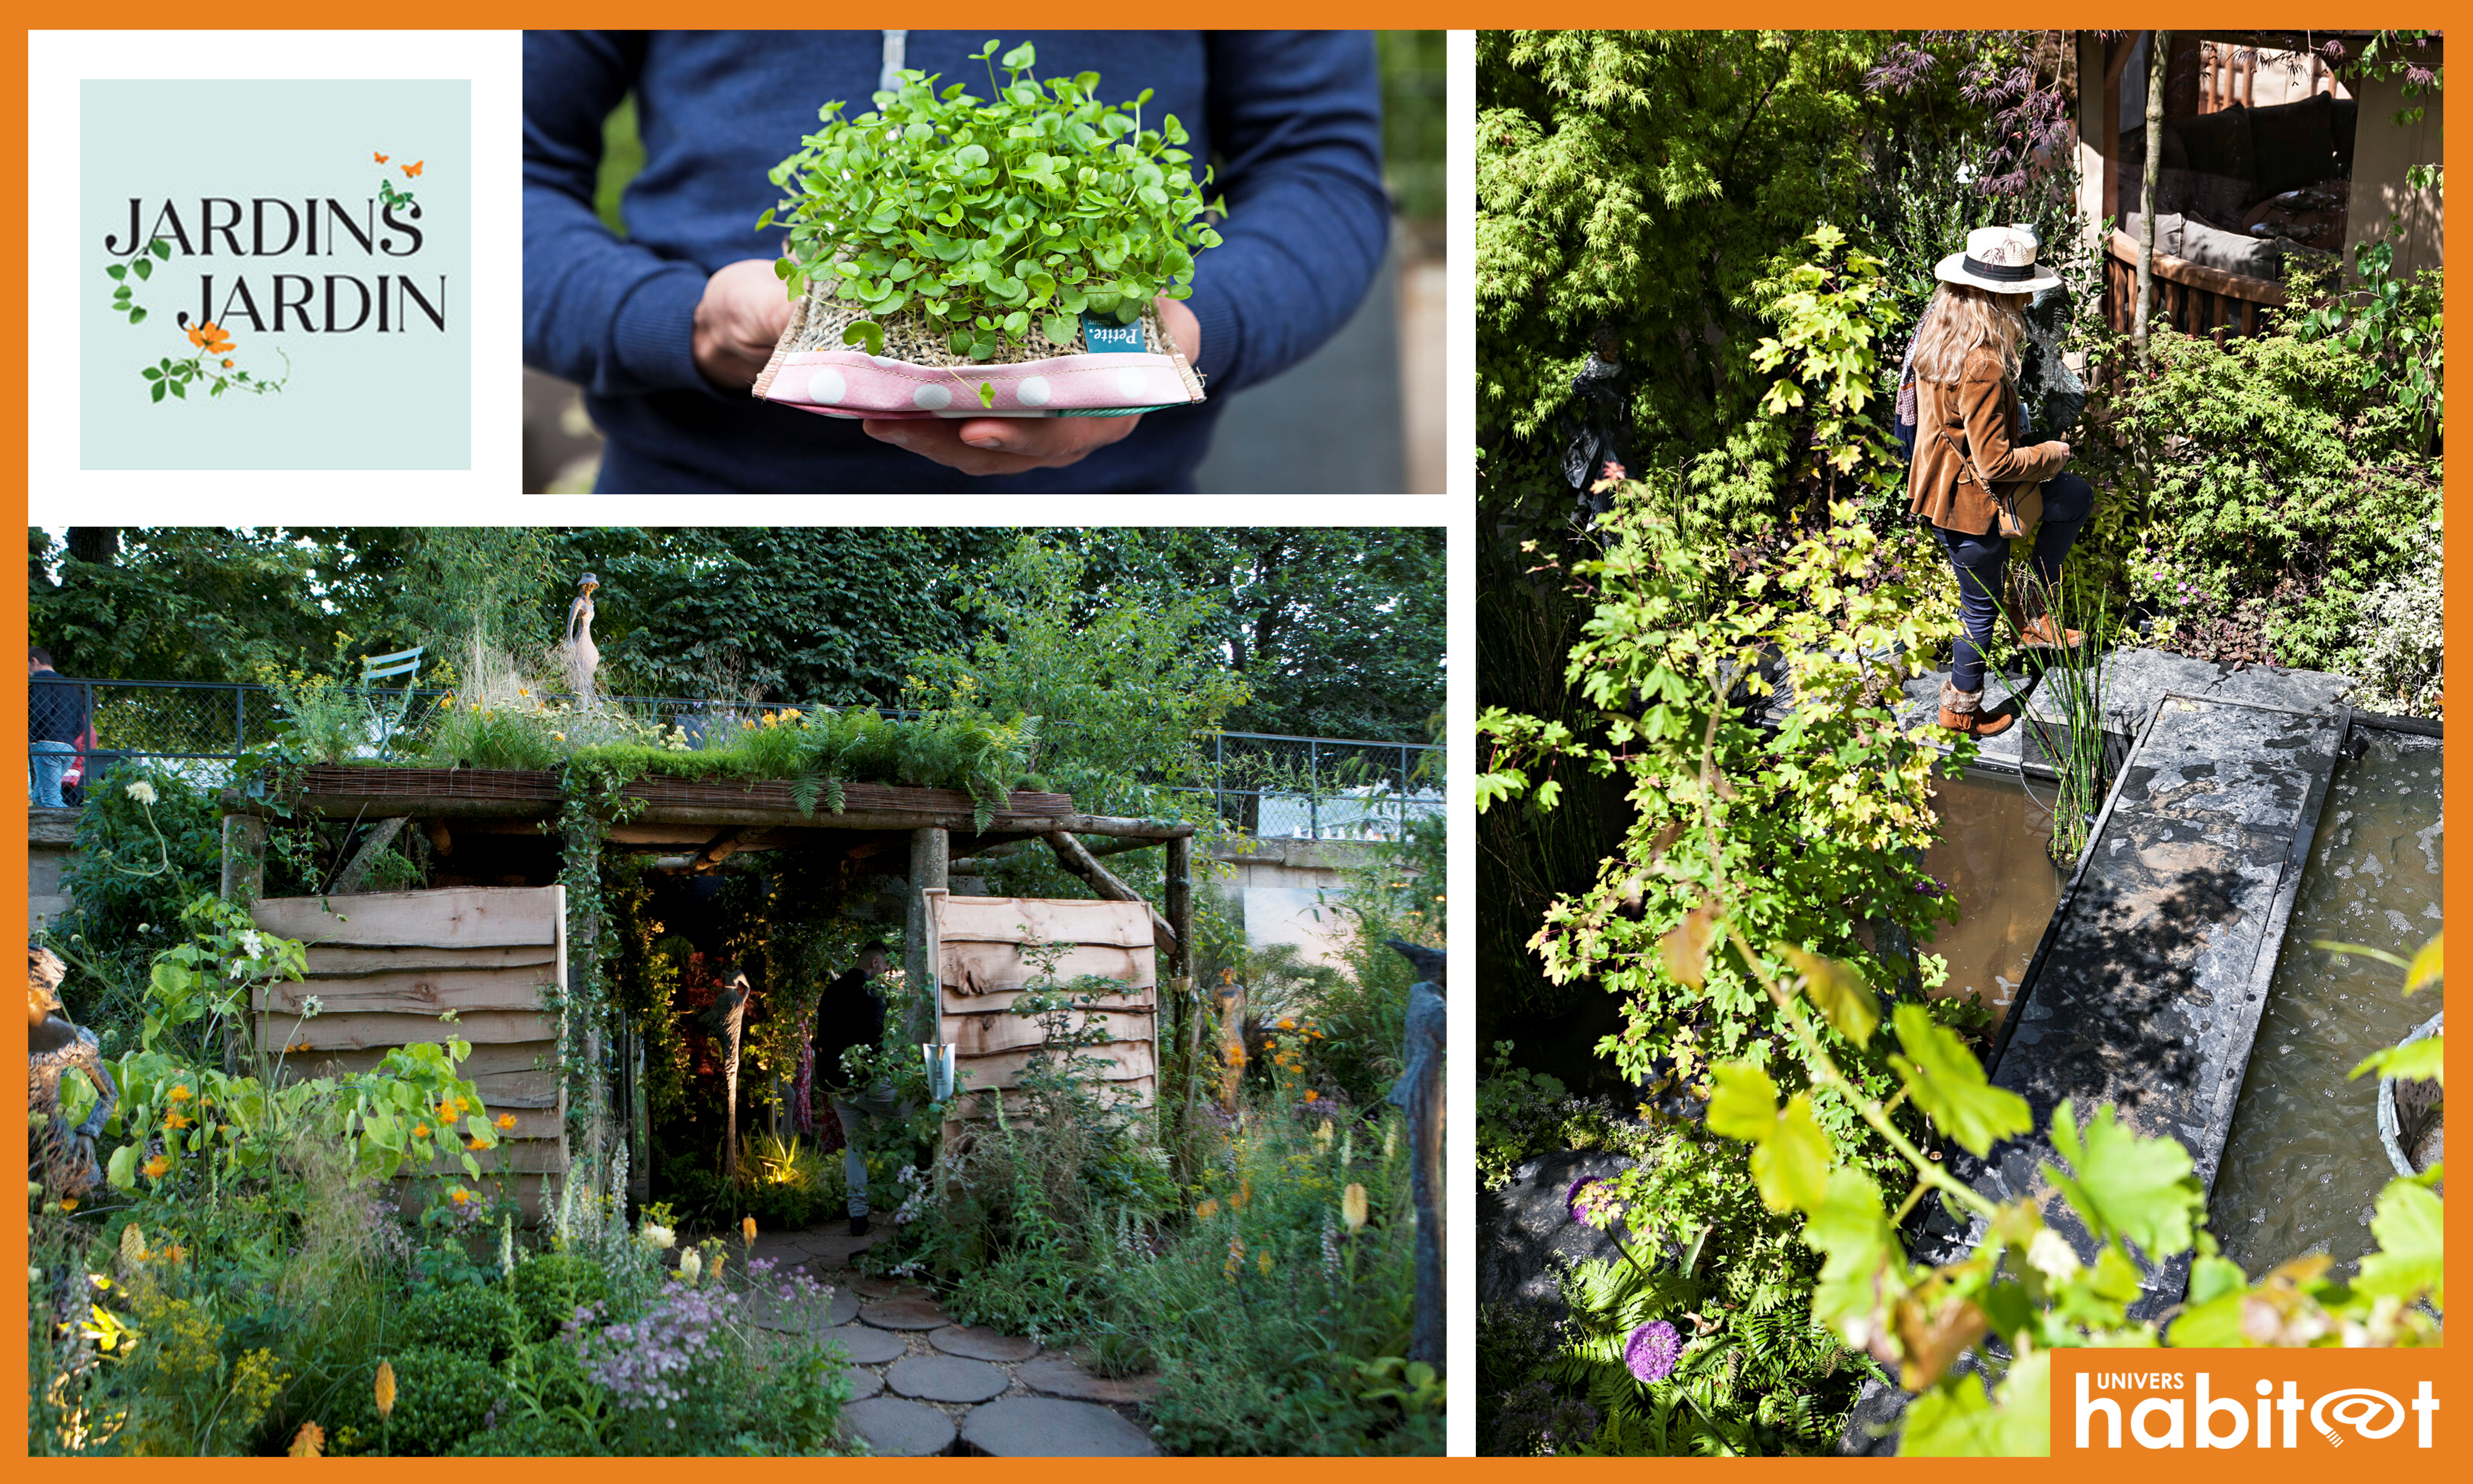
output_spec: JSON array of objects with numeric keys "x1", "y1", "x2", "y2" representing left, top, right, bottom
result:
[
  {"x1": 1937, "y1": 680, "x2": 2016, "y2": 738},
  {"x1": 2014, "y1": 587, "x2": 2085, "y2": 649}
]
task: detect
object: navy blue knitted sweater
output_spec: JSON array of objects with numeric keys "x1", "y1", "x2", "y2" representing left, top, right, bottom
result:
[{"x1": 522, "y1": 31, "x2": 1389, "y2": 493}]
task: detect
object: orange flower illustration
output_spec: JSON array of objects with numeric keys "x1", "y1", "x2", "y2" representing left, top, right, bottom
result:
[{"x1": 186, "y1": 321, "x2": 235, "y2": 356}]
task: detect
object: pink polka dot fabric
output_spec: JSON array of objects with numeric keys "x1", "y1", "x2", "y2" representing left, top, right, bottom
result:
[{"x1": 757, "y1": 347, "x2": 1203, "y2": 420}]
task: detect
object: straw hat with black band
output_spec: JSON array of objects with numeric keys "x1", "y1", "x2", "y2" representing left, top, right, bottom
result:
[{"x1": 1934, "y1": 225, "x2": 2063, "y2": 295}]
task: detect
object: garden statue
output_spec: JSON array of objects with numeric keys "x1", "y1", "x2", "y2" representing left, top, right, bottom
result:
[
  {"x1": 563, "y1": 571, "x2": 601, "y2": 705},
  {"x1": 2015, "y1": 281, "x2": 2086, "y2": 441},
  {"x1": 28, "y1": 944, "x2": 117, "y2": 1199},
  {"x1": 1385, "y1": 939, "x2": 1445, "y2": 1370}
]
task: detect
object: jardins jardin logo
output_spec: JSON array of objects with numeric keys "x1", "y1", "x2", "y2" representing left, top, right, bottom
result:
[
  {"x1": 79, "y1": 78, "x2": 471, "y2": 471},
  {"x1": 101, "y1": 149, "x2": 447, "y2": 404}
]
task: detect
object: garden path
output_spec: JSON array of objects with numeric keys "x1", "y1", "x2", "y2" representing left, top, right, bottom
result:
[{"x1": 745, "y1": 1226, "x2": 1163, "y2": 1457}]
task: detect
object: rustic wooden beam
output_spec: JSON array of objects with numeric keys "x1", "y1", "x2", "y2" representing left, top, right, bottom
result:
[
  {"x1": 1043, "y1": 830, "x2": 1181, "y2": 957},
  {"x1": 1164, "y1": 834, "x2": 1193, "y2": 983},
  {"x1": 328, "y1": 816, "x2": 411, "y2": 896},
  {"x1": 220, "y1": 813, "x2": 267, "y2": 905},
  {"x1": 905, "y1": 829, "x2": 949, "y2": 1046}
]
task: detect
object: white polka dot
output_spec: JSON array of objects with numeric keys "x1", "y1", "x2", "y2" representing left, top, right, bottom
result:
[
  {"x1": 872, "y1": 355, "x2": 904, "y2": 370},
  {"x1": 1116, "y1": 368, "x2": 1150, "y2": 400},
  {"x1": 913, "y1": 382, "x2": 951, "y2": 411},
  {"x1": 805, "y1": 366, "x2": 847, "y2": 405},
  {"x1": 1016, "y1": 376, "x2": 1052, "y2": 408}
]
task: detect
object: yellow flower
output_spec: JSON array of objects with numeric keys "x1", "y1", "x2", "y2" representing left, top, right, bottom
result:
[
  {"x1": 1278, "y1": 1019, "x2": 1296, "y2": 1030},
  {"x1": 1302, "y1": 1090, "x2": 1320, "y2": 1104},
  {"x1": 496, "y1": 1114, "x2": 518, "y2": 1132},
  {"x1": 120, "y1": 1224, "x2": 147, "y2": 1266},
  {"x1": 58, "y1": 1197, "x2": 77, "y2": 1211},
  {"x1": 290, "y1": 1421, "x2": 326, "y2": 1458},
  {"x1": 742, "y1": 1216, "x2": 758, "y2": 1245},
  {"x1": 164, "y1": 1108, "x2": 193, "y2": 1130},
  {"x1": 518, "y1": 688, "x2": 531, "y2": 697},
  {"x1": 1232, "y1": 1179, "x2": 1251, "y2": 1212},
  {"x1": 553, "y1": 732, "x2": 566, "y2": 741},
  {"x1": 167, "y1": 1084, "x2": 194, "y2": 1102},
  {"x1": 678, "y1": 1250, "x2": 703, "y2": 1285},
  {"x1": 159, "y1": 1243, "x2": 186, "y2": 1264},
  {"x1": 142, "y1": 1154, "x2": 171, "y2": 1179},
  {"x1": 412, "y1": 1123, "x2": 430, "y2": 1139},
  {"x1": 1195, "y1": 1198, "x2": 1220, "y2": 1221},
  {"x1": 1341, "y1": 1182, "x2": 1369, "y2": 1232},
  {"x1": 1224, "y1": 1236, "x2": 1244, "y2": 1281},
  {"x1": 373, "y1": 1359, "x2": 397, "y2": 1419},
  {"x1": 448, "y1": 1188, "x2": 471, "y2": 1206},
  {"x1": 1315, "y1": 1121, "x2": 1334, "y2": 1149},
  {"x1": 1257, "y1": 1249, "x2": 1274, "y2": 1277},
  {"x1": 467, "y1": 1136, "x2": 488, "y2": 1151}
]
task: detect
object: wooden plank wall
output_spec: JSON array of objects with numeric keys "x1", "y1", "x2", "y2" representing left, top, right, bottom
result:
[
  {"x1": 928, "y1": 894, "x2": 1159, "y2": 1128},
  {"x1": 252, "y1": 886, "x2": 568, "y2": 1215}
]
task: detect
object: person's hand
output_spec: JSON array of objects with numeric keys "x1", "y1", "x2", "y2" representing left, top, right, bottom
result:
[
  {"x1": 2052, "y1": 440, "x2": 2073, "y2": 464},
  {"x1": 862, "y1": 296, "x2": 1201, "y2": 478},
  {"x1": 693, "y1": 258, "x2": 795, "y2": 392}
]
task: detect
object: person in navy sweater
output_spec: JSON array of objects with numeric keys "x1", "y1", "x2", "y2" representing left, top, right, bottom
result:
[{"x1": 523, "y1": 31, "x2": 1390, "y2": 493}]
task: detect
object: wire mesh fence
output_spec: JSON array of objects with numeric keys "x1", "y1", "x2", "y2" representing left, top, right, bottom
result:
[{"x1": 29, "y1": 680, "x2": 1443, "y2": 840}]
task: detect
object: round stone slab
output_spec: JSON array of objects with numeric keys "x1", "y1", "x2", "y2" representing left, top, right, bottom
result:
[
  {"x1": 829, "y1": 1324, "x2": 908, "y2": 1365},
  {"x1": 845, "y1": 1368, "x2": 886, "y2": 1402},
  {"x1": 845, "y1": 1396, "x2": 956, "y2": 1457},
  {"x1": 931, "y1": 1324, "x2": 1039, "y2": 1363},
  {"x1": 887, "y1": 1354, "x2": 1010, "y2": 1403},
  {"x1": 961, "y1": 1396, "x2": 1158, "y2": 1458},
  {"x1": 746, "y1": 1284, "x2": 862, "y2": 1333},
  {"x1": 860, "y1": 1297, "x2": 950, "y2": 1330},
  {"x1": 1017, "y1": 1357, "x2": 1162, "y2": 1404}
]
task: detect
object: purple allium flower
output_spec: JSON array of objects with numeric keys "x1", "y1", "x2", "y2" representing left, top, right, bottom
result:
[
  {"x1": 1624, "y1": 1320, "x2": 1683, "y2": 1383},
  {"x1": 1563, "y1": 1175, "x2": 1599, "y2": 1220}
]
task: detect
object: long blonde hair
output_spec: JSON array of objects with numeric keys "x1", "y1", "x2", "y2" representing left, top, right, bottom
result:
[{"x1": 1910, "y1": 283, "x2": 2027, "y2": 384}]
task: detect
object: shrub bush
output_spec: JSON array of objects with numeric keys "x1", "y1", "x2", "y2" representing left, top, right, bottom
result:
[
  {"x1": 399, "y1": 1284, "x2": 528, "y2": 1364},
  {"x1": 333, "y1": 1347, "x2": 514, "y2": 1456},
  {"x1": 510, "y1": 1251, "x2": 612, "y2": 1343}
]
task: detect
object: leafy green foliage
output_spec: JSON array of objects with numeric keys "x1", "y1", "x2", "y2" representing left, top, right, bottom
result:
[
  {"x1": 399, "y1": 1285, "x2": 528, "y2": 1364},
  {"x1": 49, "y1": 762, "x2": 224, "y2": 1044},
  {"x1": 509, "y1": 1251, "x2": 612, "y2": 1343},
  {"x1": 764, "y1": 40, "x2": 1223, "y2": 359}
]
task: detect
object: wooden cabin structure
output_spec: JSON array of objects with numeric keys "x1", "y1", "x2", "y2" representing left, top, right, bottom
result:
[
  {"x1": 2071, "y1": 30, "x2": 2443, "y2": 340},
  {"x1": 218, "y1": 766, "x2": 1195, "y2": 1215}
]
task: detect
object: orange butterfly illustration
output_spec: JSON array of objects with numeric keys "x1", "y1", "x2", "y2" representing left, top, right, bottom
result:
[
  {"x1": 373, "y1": 151, "x2": 389, "y2": 163},
  {"x1": 402, "y1": 161, "x2": 424, "y2": 179}
]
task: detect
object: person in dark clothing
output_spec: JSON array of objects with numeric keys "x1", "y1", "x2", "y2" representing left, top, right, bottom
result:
[
  {"x1": 523, "y1": 31, "x2": 1390, "y2": 492},
  {"x1": 813, "y1": 940, "x2": 896, "y2": 1234},
  {"x1": 27, "y1": 649, "x2": 86, "y2": 809}
]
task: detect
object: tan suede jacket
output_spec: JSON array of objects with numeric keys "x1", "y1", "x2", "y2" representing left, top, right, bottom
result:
[{"x1": 1907, "y1": 346, "x2": 2070, "y2": 536}]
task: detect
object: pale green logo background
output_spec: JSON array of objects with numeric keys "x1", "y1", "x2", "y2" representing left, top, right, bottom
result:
[{"x1": 81, "y1": 79, "x2": 470, "y2": 470}]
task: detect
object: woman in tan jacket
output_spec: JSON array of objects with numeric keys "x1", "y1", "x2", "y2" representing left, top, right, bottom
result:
[{"x1": 1905, "y1": 226, "x2": 2093, "y2": 738}]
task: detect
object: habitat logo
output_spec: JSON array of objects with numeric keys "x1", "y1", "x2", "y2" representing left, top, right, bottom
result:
[
  {"x1": 2054, "y1": 1351, "x2": 2440, "y2": 1453},
  {"x1": 80, "y1": 78, "x2": 470, "y2": 471}
]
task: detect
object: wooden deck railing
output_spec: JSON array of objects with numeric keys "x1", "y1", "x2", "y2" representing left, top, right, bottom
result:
[{"x1": 2103, "y1": 228, "x2": 2289, "y2": 341}]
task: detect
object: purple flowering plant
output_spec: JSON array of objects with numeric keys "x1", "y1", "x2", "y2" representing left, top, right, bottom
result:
[{"x1": 1623, "y1": 1320, "x2": 1683, "y2": 1384}]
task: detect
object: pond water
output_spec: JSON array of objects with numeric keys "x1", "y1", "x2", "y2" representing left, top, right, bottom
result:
[
  {"x1": 2208, "y1": 726, "x2": 2444, "y2": 1279},
  {"x1": 1921, "y1": 769, "x2": 2065, "y2": 1033}
]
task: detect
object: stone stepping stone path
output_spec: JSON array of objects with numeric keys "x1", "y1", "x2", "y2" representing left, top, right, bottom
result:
[
  {"x1": 830, "y1": 1325, "x2": 909, "y2": 1365},
  {"x1": 1018, "y1": 1356, "x2": 1162, "y2": 1404},
  {"x1": 744, "y1": 1224, "x2": 1171, "y2": 1456},
  {"x1": 845, "y1": 1397, "x2": 957, "y2": 1457},
  {"x1": 962, "y1": 1396, "x2": 1159, "y2": 1457},
  {"x1": 931, "y1": 1325, "x2": 1039, "y2": 1363},
  {"x1": 859, "y1": 1296, "x2": 951, "y2": 1330},
  {"x1": 888, "y1": 1354, "x2": 1010, "y2": 1403}
]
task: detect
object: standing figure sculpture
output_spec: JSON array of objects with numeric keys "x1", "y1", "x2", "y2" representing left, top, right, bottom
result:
[
  {"x1": 28, "y1": 945, "x2": 117, "y2": 1199},
  {"x1": 1385, "y1": 939, "x2": 1445, "y2": 1371},
  {"x1": 563, "y1": 572, "x2": 601, "y2": 706}
]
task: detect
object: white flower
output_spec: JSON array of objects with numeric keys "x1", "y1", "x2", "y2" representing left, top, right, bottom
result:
[
  {"x1": 677, "y1": 1249, "x2": 702, "y2": 1285},
  {"x1": 237, "y1": 930, "x2": 264, "y2": 958},
  {"x1": 2027, "y1": 1227, "x2": 2081, "y2": 1282},
  {"x1": 300, "y1": 995, "x2": 325, "y2": 1018},
  {"x1": 123, "y1": 781, "x2": 158, "y2": 805},
  {"x1": 640, "y1": 1222, "x2": 676, "y2": 1251}
]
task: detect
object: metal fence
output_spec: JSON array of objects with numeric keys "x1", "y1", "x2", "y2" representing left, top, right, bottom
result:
[{"x1": 28, "y1": 680, "x2": 1443, "y2": 841}]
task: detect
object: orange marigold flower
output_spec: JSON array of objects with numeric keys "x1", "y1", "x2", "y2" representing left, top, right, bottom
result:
[
  {"x1": 163, "y1": 1109, "x2": 193, "y2": 1130},
  {"x1": 448, "y1": 1188, "x2": 471, "y2": 1205},
  {"x1": 186, "y1": 321, "x2": 235, "y2": 355},
  {"x1": 1278, "y1": 1019, "x2": 1296, "y2": 1030},
  {"x1": 167, "y1": 1084, "x2": 194, "y2": 1101},
  {"x1": 467, "y1": 1136, "x2": 488, "y2": 1150},
  {"x1": 1302, "y1": 1090, "x2": 1320, "y2": 1103},
  {"x1": 412, "y1": 1123, "x2": 430, "y2": 1139},
  {"x1": 142, "y1": 1154, "x2": 172, "y2": 1178},
  {"x1": 496, "y1": 1114, "x2": 517, "y2": 1131}
]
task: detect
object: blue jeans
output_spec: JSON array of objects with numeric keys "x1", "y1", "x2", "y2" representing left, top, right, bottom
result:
[
  {"x1": 832, "y1": 1083, "x2": 901, "y2": 1219},
  {"x1": 1934, "y1": 472, "x2": 2093, "y2": 692},
  {"x1": 29, "y1": 740, "x2": 74, "y2": 808}
]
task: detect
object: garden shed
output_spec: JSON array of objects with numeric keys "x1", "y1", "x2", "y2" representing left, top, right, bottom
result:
[
  {"x1": 2071, "y1": 30, "x2": 2443, "y2": 339},
  {"x1": 218, "y1": 765, "x2": 1196, "y2": 1217}
]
